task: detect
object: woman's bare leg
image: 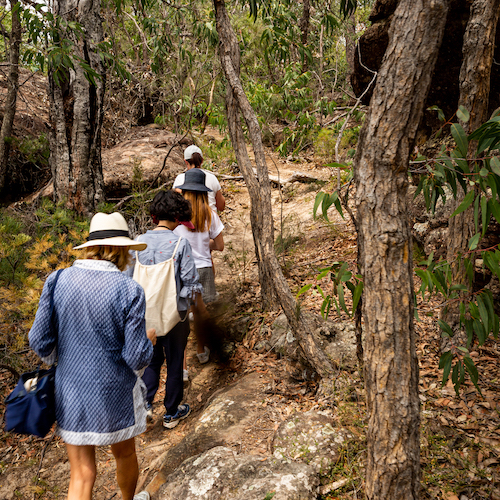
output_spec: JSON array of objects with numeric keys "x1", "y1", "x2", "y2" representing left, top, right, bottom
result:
[
  {"x1": 65, "y1": 444, "x2": 96, "y2": 500},
  {"x1": 193, "y1": 294, "x2": 210, "y2": 354},
  {"x1": 110, "y1": 438, "x2": 139, "y2": 500}
]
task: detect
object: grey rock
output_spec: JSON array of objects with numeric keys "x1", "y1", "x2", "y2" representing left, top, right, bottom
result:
[
  {"x1": 157, "y1": 446, "x2": 319, "y2": 500},
  {"x1": 269, "y1": 313, "x2": 358, "y2": 375},
  {"x1": 272, "y1": 411, "x2": 353, "y2": 477}
]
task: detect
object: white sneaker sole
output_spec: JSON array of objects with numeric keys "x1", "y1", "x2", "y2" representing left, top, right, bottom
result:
[{"x1": 163, "y1": 408, "x2": 191, "y2": 429}]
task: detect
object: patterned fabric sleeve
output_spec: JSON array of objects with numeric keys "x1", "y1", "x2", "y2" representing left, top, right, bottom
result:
[
  {"x1": 178, "y1": 239, "x2": 203, "y2": 301},
  {"x1": 29, "y1": 272, "x2": 58, "y2": 364},
  {"x1": 121, "y1": 284, "x2": 153, "y2": 371}
]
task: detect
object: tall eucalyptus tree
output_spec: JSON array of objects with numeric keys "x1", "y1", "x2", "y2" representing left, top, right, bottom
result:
[
  {"x1": 0, "y1": 1, "x2": 21, "y2": 194},
  {"x1": 353, "y1": 0, "x2": 450, "y2": 496},
  {"x1": 48, "y1": 0, "x2": 105, "y2": 214}
]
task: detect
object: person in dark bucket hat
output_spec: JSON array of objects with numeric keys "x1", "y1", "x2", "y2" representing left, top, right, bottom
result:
[
  {"x1": 175, "y1": 168, "x2": 212, "y2": 193},
  {"x1": 174, "y1": 166, "x2": 225, "y2": 366}
]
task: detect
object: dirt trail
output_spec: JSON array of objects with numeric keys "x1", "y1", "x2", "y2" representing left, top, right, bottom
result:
[{"x1": 0, "y1": 127, "x2": 343, "y2": 499}]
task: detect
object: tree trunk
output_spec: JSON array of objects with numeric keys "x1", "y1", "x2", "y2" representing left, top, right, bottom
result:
[
  {"x1": 0, "y1": 1, "x2": 21, "y2": 193},
  {"x1": 299, "y1": 0, "x2": 310, "y2": 72},
  {"x1": 445, "y1": 0, "x2": 500, "y2": 342},
  {"x1": 49, "y1": 0, "x2": 105, "y2": 215},
  {"x1": 345, "y1": 13, "x2": 356, "y2": 81},
  {"x1": 354, "y1": 0, "x2": 449, "y2": 498},
  {"x1": 213, "y1": 0, "x2": 335, "y2": 379}
]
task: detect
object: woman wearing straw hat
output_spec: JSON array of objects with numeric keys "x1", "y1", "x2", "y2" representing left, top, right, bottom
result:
[
  {"x1": 174, "y1": 168, "x2": 224, "y2": 364},
  {"x1": 29, "y1": 212, "x2": 155, "y2": 500}
]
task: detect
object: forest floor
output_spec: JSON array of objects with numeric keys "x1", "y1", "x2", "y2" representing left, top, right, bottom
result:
[{"x1": 0, "y1": 75, "x2": 500, "y2": 499}]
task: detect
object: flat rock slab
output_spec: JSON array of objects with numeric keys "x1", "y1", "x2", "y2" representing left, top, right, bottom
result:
[
  {"x1": 150, "y1": 372, "x2": 274, "y2": 491},
  {"x1": 102, "y1": 128, "x2": 189, "y2": 194},
  {"x1": 157, "y1": 446, "x2": 319, "y2": 500}
]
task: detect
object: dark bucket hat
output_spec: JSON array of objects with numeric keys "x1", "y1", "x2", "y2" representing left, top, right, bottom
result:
[{"x1": 176, "y1": 168, "x2": 212, "y2": 192}]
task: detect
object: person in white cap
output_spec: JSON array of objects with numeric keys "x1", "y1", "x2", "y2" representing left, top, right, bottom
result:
[
  {"x1": 29, "y1": 212, "x2": 155, "y2": 500},
  {"x1": 173, "y1": 144, "x2": 226, "y2": 212}
]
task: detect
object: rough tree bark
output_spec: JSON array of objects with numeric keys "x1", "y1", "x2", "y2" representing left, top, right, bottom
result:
[
  {"x1": 354, "y1": 0, "x2": 449, "y2": 498},
  {"x1": 49, "y1": 0, "x2": 105, "y2": 215},
  {"x1": 213, "y1": 0, "x2": 335, "y2": 380},
  {"x1": 0, "y1": 1, "x2": 21, "y2": 193},
  {"x1": 446, "y1": 0, "x2": 500, "y2": 289},
  {"x1": 345, "y1": 13, "x2": 356, "y2": 80},
  {"x1": 299, "y1": 0, "x2": 310, "y2": 72}
]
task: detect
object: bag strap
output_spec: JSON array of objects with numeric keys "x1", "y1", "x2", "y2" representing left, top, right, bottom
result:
[
  {"x1": 49, "y1": 269, "x2": 63, "y2": 324},
  {"x1": 135, "y1": 235, "x2": 141, "y2": 263},
  {"x1": 172, "y1": 237, "x2": 182, "y2": 259},
  {"x1": 44, "y1": 269, "x2": 63, "y2": 371}
]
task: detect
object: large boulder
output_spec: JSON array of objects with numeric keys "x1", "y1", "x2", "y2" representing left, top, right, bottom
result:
[
  {"x1": 156, "y1": 446, "x2": 319, "y2": 500},
  {"x1": 351, "y1": 0, "x2": 500, "y2": 133}
]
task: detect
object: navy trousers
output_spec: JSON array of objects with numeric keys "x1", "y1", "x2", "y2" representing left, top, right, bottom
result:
[{"x1": 142, "y1": 318, "x2": 189, "y2": 416}]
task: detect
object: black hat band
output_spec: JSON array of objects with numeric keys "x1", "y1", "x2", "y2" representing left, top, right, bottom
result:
[{"x1": 87, "y1": 229, "x2": 130, "y2": 241}]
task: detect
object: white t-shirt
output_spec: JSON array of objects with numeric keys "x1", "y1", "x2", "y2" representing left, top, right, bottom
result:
[
  {"x1": 173, "y1": 169, "x2": 221, "y2": 211},
  {"x1": 174, "y1": 212, "x2": 224, "y2": 268}
]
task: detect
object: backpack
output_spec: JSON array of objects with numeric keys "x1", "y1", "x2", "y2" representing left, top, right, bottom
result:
[{"x1": 132, "y1": 237, "x2": 185, "y2": 336}]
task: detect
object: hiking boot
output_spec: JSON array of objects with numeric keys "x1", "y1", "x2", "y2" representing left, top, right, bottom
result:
[
  {"x1": 133, "y1": 492, "x2": 150, "y2": 500},
  {"x1": 145, "y1": 402, "x2": 153, "y2": 421},
  {"x1": 163, "y1": 404, "x2": 191, "y2": 429},
  {"x1": 196, "y1": 346, "x2": 210, "y2": 364}
]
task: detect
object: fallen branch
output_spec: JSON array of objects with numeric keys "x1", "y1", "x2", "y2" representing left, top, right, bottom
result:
[{"x1": 216, "y1": 170, "x2": 324, "y2": 186}]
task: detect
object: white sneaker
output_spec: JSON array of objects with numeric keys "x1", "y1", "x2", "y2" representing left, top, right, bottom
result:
[
  {"x1": 133, "y1": 492, "x2": 150, "y2": 500},
  {"x1": 197, "y1": 346, "x2": 210, "y2": 364},
  {"x1": 183, "y1": 368, "x2": 189, "y2": 382},
  {"x1": 188, "y1": 312, "x2": 194, "y2": 322},
  {"x1": 145, "y1": 402, "x2": 153, "y2": 421}
]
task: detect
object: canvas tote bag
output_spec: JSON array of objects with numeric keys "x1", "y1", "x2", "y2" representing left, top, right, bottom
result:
[{"x1": 133, "y1": 237, "x2": 182, "y2": 336}]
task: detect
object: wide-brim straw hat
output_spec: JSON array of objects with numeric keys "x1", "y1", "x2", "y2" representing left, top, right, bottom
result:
[
  {"x1": 74, "y1": 212, "x2": 147, "y2": 251},
  {"x1": 176, "y1": 168, "x2": 212, "y2": 192}
]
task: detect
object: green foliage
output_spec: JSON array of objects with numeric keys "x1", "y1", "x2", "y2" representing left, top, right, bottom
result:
[
  {"x1": 297, "y1": 262, "x2": 363, "y2": 320},
  {"x1": 314, "y1": 128, "x2": 336, "y2": 159},
  {"x1": 22, "y1": 1, "x2": 130, "y2": 83},
  {"x1": 0, "y1": 202, "x2": 88, "y2": 362},
  {"x1": 415, "y1": 108, "x2": 500, "y2": 394},
  {"x1": 313, "y1": 190, "x2": 344, "y2": 220},
  {"x1": 17, "y1": 134, "x2": 50, "y2": 167},
  {"x1": 203, "y1": 137, "x2": 236, "y2": 172}
]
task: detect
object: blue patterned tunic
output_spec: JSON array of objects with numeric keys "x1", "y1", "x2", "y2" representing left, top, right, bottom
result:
[{"x1": 29, "y1": 260, "x2": 153, "y2": 446}]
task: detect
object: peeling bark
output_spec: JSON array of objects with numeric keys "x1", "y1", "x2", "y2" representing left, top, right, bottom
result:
[
  {"x1": 49, "y1": 0, "x2": 105, "y2": 215},
  {"x1": 354, "y1": 0, "x2": 449, "y2": 497},
  {"x1": 0, "y1": 1, "x2": 21, "y2": 193}
]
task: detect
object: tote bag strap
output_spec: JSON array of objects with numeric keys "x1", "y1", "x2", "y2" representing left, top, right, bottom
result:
[
  {"x1": 134, "y1": 235, "x2": 181, "y2": 264},
  {"x1": 170, "y1": 237, "x2": 190, "y2": 323},
  {"x1": 171, "y1": 236, "x2": 182, "y2": 259}
]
